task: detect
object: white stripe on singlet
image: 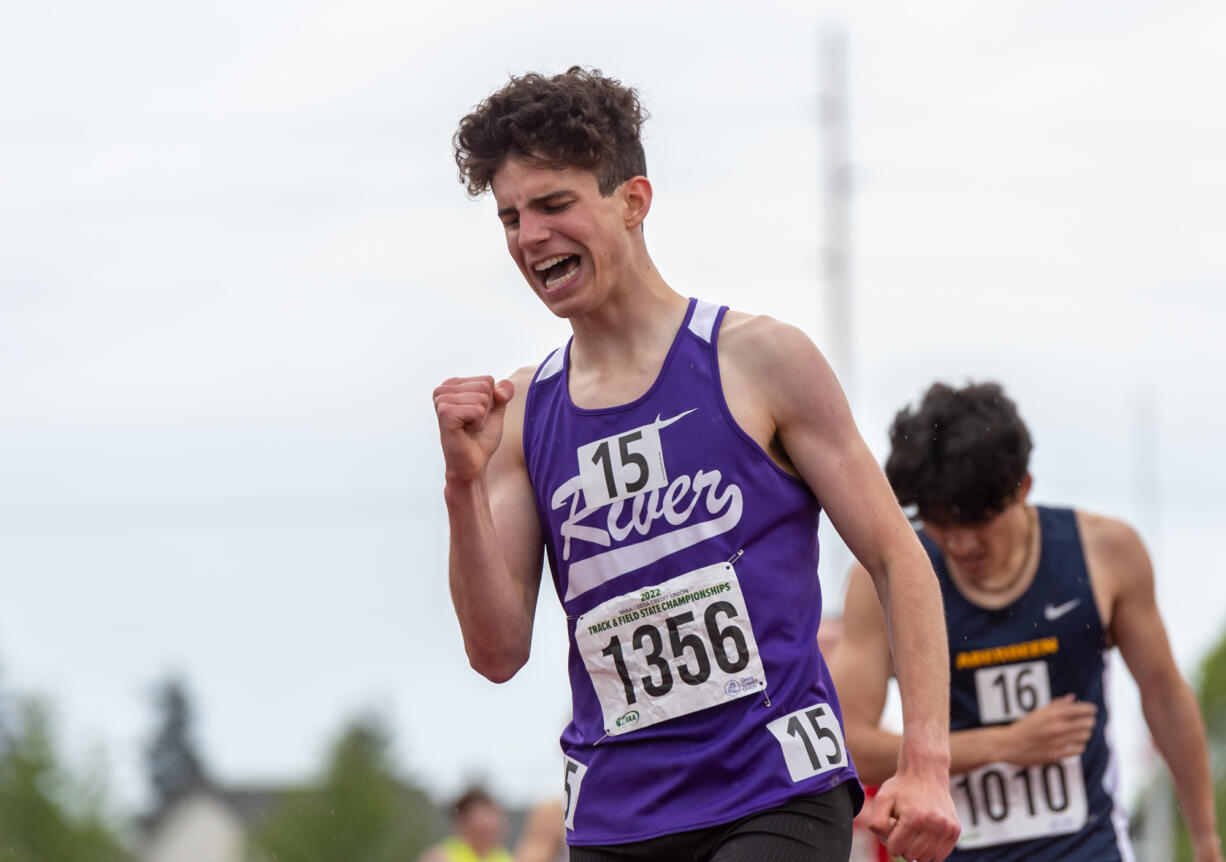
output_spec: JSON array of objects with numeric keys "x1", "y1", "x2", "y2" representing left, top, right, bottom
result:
[
  {"x1": 687, "y1": 300, "x2": 720, "y2": 343},
  {"x1": 536, "y1": 346, "x2": 565, "y2": 382}
]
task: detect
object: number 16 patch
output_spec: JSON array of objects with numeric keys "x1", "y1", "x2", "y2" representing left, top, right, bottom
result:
[{"x1": 767, "y1": 703, "x2": 848, "y2": 782}]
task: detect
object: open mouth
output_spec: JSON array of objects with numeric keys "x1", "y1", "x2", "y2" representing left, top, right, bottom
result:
[{"x1": 533, "y1": 254, "x2": 581, "y2": 290}]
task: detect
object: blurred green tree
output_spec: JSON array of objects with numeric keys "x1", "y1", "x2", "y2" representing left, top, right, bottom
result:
[
  {"x1": 249, "y1": 713, "x2": 434, "y2": 862},
  {"x1": 1172, "y1": 626, "x2": 1226, "y2": 861},
  {"x1": 144, "y1": 675, "x2": 209, "y2": 813},
  {"x1": 0, "y1": 697, "x2": 128, "y2": 862}
]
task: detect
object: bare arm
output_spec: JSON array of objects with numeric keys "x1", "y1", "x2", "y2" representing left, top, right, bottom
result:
[
  {"x1": 829, "y1": 562, "x2": 901, "y2": 786},
  {"x1": 514, "y1": 799, "x2": 566, "y2": 862},
  {"x1": 434, "y1": 370, "x2": 545, "y2": 683},
  {"x1": 1088, "y1": 515, "x2": 1223, "y2": 862},
  {"x1": 834, "y1": 566, "x2": 1098, "y2": 786},
  {"x1": 726, "y1": 317, "x2": 959, "y2": 860}
]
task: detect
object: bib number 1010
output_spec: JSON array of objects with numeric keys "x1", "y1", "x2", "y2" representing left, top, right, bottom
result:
[{"x1": 952, "y1": 757, "x2": 1087, "y2": 848}]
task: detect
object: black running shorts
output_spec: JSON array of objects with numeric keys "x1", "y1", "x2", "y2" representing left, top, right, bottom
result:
[{"x1": 568, "y1": 779, "x2": 858, "y2": 862}]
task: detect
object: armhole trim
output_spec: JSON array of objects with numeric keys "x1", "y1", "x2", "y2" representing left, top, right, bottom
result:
[
  {"x1": 687, "y1": 299, "x2": 720, "y2": 343},
  {"x1": 523, "y1": 345, "x2": 567, "y2": 473},
  {"x1": 535, "y1": 346, "x2": 565, "y2": 382}
]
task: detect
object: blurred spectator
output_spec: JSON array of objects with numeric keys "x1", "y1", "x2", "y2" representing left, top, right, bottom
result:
[{"x1": 418, "y1": 786, "x2": 514, "y2": 862}]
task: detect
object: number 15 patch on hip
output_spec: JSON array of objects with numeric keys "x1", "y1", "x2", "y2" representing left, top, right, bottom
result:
[{"x1": 766, "y1": 703, "x2": 849, "y2": 782}]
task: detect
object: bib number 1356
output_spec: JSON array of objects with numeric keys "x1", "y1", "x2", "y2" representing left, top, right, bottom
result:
[{"x1": 575, "y1": 563, "x2": 767, "y2": 736}]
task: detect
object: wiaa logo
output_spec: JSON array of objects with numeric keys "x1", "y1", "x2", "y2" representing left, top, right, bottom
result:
[{"x1": 615, "y1": 710, "x2": 640, "y2": 727}]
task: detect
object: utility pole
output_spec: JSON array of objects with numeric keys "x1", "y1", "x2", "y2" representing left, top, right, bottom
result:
[
  {"x1": 820, "y1": 26, "x2": 852, "y2": 394},
  {"x1": 818, "y1": 26, "x2": 855, "y2": 601}
]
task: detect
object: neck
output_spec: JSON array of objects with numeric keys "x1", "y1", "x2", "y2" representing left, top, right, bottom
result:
[
  {"x1": 567, "y1": 267, "x2": 686, "y2": 369},
  {"x1": 562, "y1": 276, "x2": 688, "y2": 410}
]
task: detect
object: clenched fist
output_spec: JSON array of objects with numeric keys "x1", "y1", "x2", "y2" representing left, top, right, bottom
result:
[{"x1": 433, "y1": 376, "x2": 515, "y2": 484}]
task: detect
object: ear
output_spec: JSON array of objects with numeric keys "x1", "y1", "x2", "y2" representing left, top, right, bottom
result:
[
  {"x1": 1016, "y1": 472, "x2": 1034, "y2": 500},
  {"x1": 621, "y1": 175, "x2": 652, "y2": 230}
]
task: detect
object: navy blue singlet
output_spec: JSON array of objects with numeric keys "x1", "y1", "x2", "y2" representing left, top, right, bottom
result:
[{"x1": 921, "y1": 506, "x2": 1134, "y2": 861}]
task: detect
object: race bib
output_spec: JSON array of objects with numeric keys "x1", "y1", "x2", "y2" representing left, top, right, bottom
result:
[
  {"x1": 574, "y1": 562, "x2": 766, "y2": 735},
  {"x1": 957, "y1": 658, "x2": 1086, "y2": 847},
  {"x1": 974, "y1": 660, "x2": 1051, "y2": 724},
  {"x1": 952, "y1": 757, "x2": 1088, "y2": 848}
]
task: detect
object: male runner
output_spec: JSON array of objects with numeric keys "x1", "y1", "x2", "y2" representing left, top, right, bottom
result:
[
  {"x1": 832, "y1": 380, "x2": 1223, "y2": 861},
  {"x1": 433, "y1": 67, "x2": 959, "y2": 861}
]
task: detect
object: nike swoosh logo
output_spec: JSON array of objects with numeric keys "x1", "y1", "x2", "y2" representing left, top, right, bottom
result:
[{"x1": 1044, "y1": 598, "x2": 1081, "y2": 621}]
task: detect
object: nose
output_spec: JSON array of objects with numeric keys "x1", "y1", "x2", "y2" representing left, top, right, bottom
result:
[
  {"x1": 944, "y1": 528, "x2": 979, "y2": 556},
  {"x1": 517, "y1": 211, "x2": 550, "y2": 248}
]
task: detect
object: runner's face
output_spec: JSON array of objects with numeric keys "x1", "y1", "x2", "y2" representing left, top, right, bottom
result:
[
  {"x1": 491, "y1": 157, "x2": 631, "y2": 316},
  {"x1": 923, "y1": 494, "x2": 1029, "y2": 581}
]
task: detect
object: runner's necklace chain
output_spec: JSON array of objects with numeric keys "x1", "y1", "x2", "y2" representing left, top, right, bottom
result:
[{"x1": 974, "y1": 506, "x2": 1037, "y2": 595}]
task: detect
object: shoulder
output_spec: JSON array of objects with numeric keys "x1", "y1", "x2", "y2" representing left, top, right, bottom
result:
[
  {"x1": 508, "y1": 363, "x2": 538, "y2": 390},
  {"x1": 1075, "y1": 509, "x2": 1149, "y2": 570},
  {"x1": 718, "y1": 310, "x2": 818, "y2": 366},
  {"x1": 717, "y1": 310, "x2": 840, "y2": 406},
  {"x1": 1075, "y1": 513, "x2": 1176, "y2": 668},
  {"x1": 1075, "y1": 509, "x2": 1153, "y2": 605},
  {"x1": 491, "y1": 364, "x2": 543, "y2": 468},
  {"x1": 505, "y1": 363, "x2": 545, "y2": 413}
]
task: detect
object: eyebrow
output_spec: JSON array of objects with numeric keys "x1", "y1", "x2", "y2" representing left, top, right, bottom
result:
[{"x1": 497, "y1": 190, "x2": 574, "y2": 219}]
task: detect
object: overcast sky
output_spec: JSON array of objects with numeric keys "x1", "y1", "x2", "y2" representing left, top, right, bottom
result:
[{"x1": 2, "y1": 0, "x2": 1224, "y2": 820}]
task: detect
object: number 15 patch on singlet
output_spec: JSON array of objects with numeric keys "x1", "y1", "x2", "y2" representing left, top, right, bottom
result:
[
  {"x1": 575, "y1": 562, "x2": 766, "y2": 736},
  {"x1": 766, "y1": 703, "x2": 848, "y2": 782}
]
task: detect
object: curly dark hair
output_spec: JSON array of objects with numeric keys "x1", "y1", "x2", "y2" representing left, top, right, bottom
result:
[
  {"x1": 885, "y1": 381, "x2": 1033, "y2": 525},
  {"x1": 453, "y1": 66, "x2": 648, "y2": 198}
]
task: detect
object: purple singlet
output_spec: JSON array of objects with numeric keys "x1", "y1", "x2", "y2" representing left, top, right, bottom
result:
[{"x1": 523, "y1": 298, "x2": 860, "y2": 845}]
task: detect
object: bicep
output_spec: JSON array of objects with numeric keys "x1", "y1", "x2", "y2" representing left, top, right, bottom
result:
[
  {"x1": 1112, "y1": 581, "x2": 1183, "y2": 700},
  {"x1": 1099, "y1": 524, "x2": 1182, "y2": 696},
  {"x1": 488, "y1": 466, "x2": 545, "y2": 600},
  {"x1": 766, "y1": 332, "x2": 918, "y2": 577},
  {"x1": 486, "y1": 375, "x2": 546, "y2": 603}
]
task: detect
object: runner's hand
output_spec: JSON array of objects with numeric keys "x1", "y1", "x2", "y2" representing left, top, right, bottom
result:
[
  {"x1": 433, "y1": 376, "x2": 515, "y2": 483},
  {"x1": 869, "y1": 767, "x2": 960, "y2": 862},
  {"x1": 1000, "y1": 694, "x2": 1096, "y2": 765}
]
